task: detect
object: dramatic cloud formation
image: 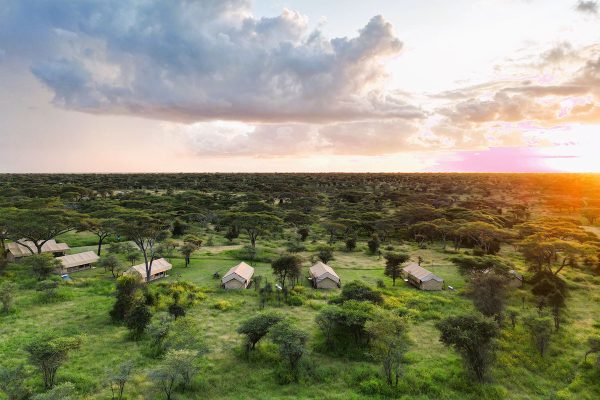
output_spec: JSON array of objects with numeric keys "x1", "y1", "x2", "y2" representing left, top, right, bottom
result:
[
  {"x1": 1, "y1": 0, "x2": 422, "y2": 123},
  {"x1": 576, "y1": 1, "x2": 598, "y2": 14},
  {"x1": 1, "y1": 0, "x2": 600, "y2": 171}
]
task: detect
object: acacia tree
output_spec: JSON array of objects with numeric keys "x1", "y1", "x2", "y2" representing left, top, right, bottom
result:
[
  {"x1": 4, "y1": 208, "x2": 77, "y2": 255},
  {"x1": 115, "y1": 212, "x2": 170, "y2": 282},
  {"x1": 384, "y1": 253, "x2": 410, "y2": 286},
  {"x1": 455, "y1": 222, "x2": 512, "y2": 254},
  {"x1": 232, "y1": 213, "x2": 282, "y2": 248},
  {"x1": 436, "y1": 314, "x2": 497, "y2": 382},
  {"x1": 79, "y1": 217, "x2": 116, "y2": 256},
  {"x1": 26, "y1": 336, "x2": 82, "y2": 389}
]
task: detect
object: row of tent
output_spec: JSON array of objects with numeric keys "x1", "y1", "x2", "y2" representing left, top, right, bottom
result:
[
  {"x1": 220, "y1": 260, "x2": 342, "y2": 290},
  {"x1": 7, "y1": 240, "x2": 463, "y2": 292}
]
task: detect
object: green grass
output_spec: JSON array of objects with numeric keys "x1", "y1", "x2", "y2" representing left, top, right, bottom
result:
[{"x1": 1, "y1": 240, "x2": 599, "y2": 399}]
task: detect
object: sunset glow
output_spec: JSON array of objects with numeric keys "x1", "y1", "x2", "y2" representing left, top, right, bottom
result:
[{"x1": 1, "y1": 0, "x2": 600, "y2": 172}]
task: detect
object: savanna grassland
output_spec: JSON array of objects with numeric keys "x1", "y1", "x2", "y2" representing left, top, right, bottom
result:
[{"x1": 1, "y1": 173, "x2": 600, "y2": 400}]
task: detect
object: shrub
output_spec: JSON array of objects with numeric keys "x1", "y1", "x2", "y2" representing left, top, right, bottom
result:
[
  {"x1": 269, "y1": 320, "x2": 309, "y2": 382},
  {"x1": 125, "y1": 300, "x2": 152, "y2": 340},
  {"x1": 0, "y1": 281, "x2": 17, "y2": 313},
  {"x1": 237, "y1": 311, "x2": 283, "y2": 353},
  {"x1": 337, "y1": 281, "x2": 383, "y2": 305},
  {"x1": 0, "y1": 362, "x2": 30, "y2": 400},
  {"x1": 212, "y1": 300, "x2": 232, "y2": 311}
]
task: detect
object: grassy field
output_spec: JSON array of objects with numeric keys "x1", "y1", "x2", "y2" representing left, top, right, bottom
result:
[{"x1": 1, "y1": 232, "x2": 600, "y2": 399}]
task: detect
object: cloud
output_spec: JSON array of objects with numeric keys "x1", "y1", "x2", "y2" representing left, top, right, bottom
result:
[
  {"x1": 576, "y1": 1, "x2": 598, "y2": 14},
  {"x1": 0, "y1": 0, "x2": 421, "y2": 123}
]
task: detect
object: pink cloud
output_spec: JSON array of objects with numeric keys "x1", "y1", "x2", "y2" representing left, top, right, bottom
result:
[{"x1": 427, "y1": 146, "x2": 574, "y2": 172}]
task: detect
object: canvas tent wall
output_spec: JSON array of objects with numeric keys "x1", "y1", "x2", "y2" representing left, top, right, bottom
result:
[
  {"x1": 309, "y1": 261, "x2": 341, "y2": 289},
  {"x1": 222, "y1": 262, "x2": 254, "y2": 289},
  {"x1": 402, "y1": 263, "x2": 444, "y2": 291},
  {"x1": 56, "y1": 251, "x2": 99, "y2": 274},
  {"x1": 6, "y1": 239, "x2": 70, "y2": 261},
  {"x1": 127, "y1": 258, "x2": 172, "y2": 282}
]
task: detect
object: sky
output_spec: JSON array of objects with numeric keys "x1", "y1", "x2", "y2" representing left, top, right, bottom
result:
[{"x1": 1, "y1": 0, "x2": 600, "y2": 173}]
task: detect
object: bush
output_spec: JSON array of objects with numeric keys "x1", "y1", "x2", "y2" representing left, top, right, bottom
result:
[
  {"x1": 212, "y1": 300, "x2": 232, "y2": 311},
  {"x1": 337, "y1": 281, "x2": 383, "y2": 305},
  {"x1": 287, "y1": 295, "x2": 304, "y2": 306}
]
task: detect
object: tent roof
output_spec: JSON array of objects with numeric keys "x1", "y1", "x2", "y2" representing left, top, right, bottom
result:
[
  {"x1": 222, "y1": 262, "x2": 254, "y2": 284},
  {"x1": 6, "y1": 239, "x2": 70, "y2": 257},
  {"x1": 129, "y1": 258, "x2": 172, "y2": 276},
  {"x1": 309, "y1": 261, "x2": 340, "y2": 283},
  {"x1": 57, "y1": 251, "x2": 99, "y2": 269},
  {"x1": 403, "y1": 262, "x2": 444, "y2": 283}
]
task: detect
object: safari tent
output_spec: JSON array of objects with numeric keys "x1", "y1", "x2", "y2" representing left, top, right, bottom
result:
[
  {"x1": 127, "y1": 258, "x2": 172, "y2": 282},
  {"x1": 221, "y1": 262, "x2": 254, "y2": 289},
  {"x1": 402, "y1": 262, "x2": 444, "y2": 291},
  {"x1": 309, "y1": 261, "x2": 341, "y2": 289},
  {"x1": 56, "y1": 251, "x2": 99, "y2": 274},
  {"x1": 6, "y1": 239, "x2": 70, "y2": 262}
]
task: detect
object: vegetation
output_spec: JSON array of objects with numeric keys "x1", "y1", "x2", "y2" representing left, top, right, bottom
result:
[{"x1": 0, "y1": 173, "x2": 600, "y2": 399}]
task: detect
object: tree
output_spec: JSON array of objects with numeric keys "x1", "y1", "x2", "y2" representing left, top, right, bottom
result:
[
  {"x1": 147, "y1": 312, "x2": 175, "y2": 357},
  {"x1": 455, "y1": 222, "x2": 512, "y2": 254},
  {"x1": 297, "y1": 227, "x2": 310, "y2": 242},
  {"x1": 126, "y1": 251, "x2": 141, "y2": 266},
  {"x1": 231, "y1": 213, "x2": 282, "y2": 248},
  {"x1": 0, "y1": 363, "x2": 30, "y2": 400},
  {"x1": 165, "y1": 349, "x2": 199, "y2": 389},
  {"x1": 524, "y1": 315, "x2": 552, "y2": 357},
  {"x1": 106, "y1": 361, "x2": 133, "y2": 400},
  {"x1": 115, "y1": 211, "x2": 170, "y2": 282},
  {"x1": 179, "y1": 243, "x2": 197, "y2": 267},
  {"x1": 316, "y1": 246, "x2": 334, "y2": 264},
  {"x1": 98, "y1": 254, "x2": 123, "y2": 278},
  {"x1": 25, "y1": 336, "x2": 82, "y2": 389},
  {"x1": 345, "y1": 237, "x2": 357, "y2": 252},
  {"x1": 79, "y1": 217, "x2": 116, "y2": 256},
  {"x1": 582, "y1": 208, "x2": 600, "y2": 225},
  {"x1": 339, "y1": 281, "x2": 383, "y2": 305},
  {"x1": 470, "y1": 273, "x2": 507, "y2": 320},
  {"x1": 27, "y1": 255, "x2": 61, "y2": 281},
  {"x1": 271, "y1": 255, "x2": 302, "y2": 291},
  {"x1": 156, "y1": 239, "x2": 179, "y2": 262},
  {"x1": 0, "y1": 281, "x2": 17, "y2": 313},
  {"x1": 125, "y1": 299, "x2": 152, "y2": 340},
  {"x1": 384, "y1": 253, "x2": 410, "y2": 286},
  {"x1": 316, "y1": 300, "x2": 374, "y2": 350},
  {"x1": 110, "y1": 275, "x2": 142, "y2": 322},
  {"x1": 237, "y1": 311, "x2": 283, "y2": 354},
  {"x1": 269, "y1": 320, "x2": 308, "y2": 380},
  {"x1": 4, "y1": 208, "x2": 77, "y2": 255},
  {"x1": 365, "y1": 311, "x2": 409, "y2": 387},
  {"x1": 367, "y1": 235, "x2": 380, "y2": 254},
  {"x1": 436, "y1": 314, "x2": 497, "y2": 382},
  {"x1": 322, "y1": 221, "x2": 345, "y2": 244}
]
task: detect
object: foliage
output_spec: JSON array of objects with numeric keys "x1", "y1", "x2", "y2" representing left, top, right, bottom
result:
[
  {"x1": 337, "y1": 280, "x2": 383, "y2": 305},
  {"x1": 237, "y1": 311, "x2": 283, "y2": 353},
  {"x1": 269, "y1": 320, "x2": 309, "y2": 381},
  {"x1": 125, "y1": 299, "x2": 152, "y2": 340},
  {"x1": 365, "y1": 310, "x2": 409, "y2": 387},
  {"x1": 0, "y1": 363, "x2": 30, "y2": 400},
  {"x1": 271, "y1": 255, "x2": 302, "y2": 290},
  {"x1": 25, "y1": 336, "x2": 82, "y2": 389},
  {"x1": 106, "y1": 361, "x2": 133, "y2": 400},
  {"x1": 524, "y1": 315, "x2": 553, "y2": 357},
  {"x1": 383, "y1": 252, "x2": 409, "y2": 286},
  {"x1": 110, "y1": 274, "x2": 142, "y2": 322},
  {"x1": 436, "y1": 314, "x2": 497, "y2": 382},
  {"x1": 0, "y1": 281, "x2": 17, "y2": 313},
  {"x1": 31, "y1": 382, "x2": 77, "y2": 400}
]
